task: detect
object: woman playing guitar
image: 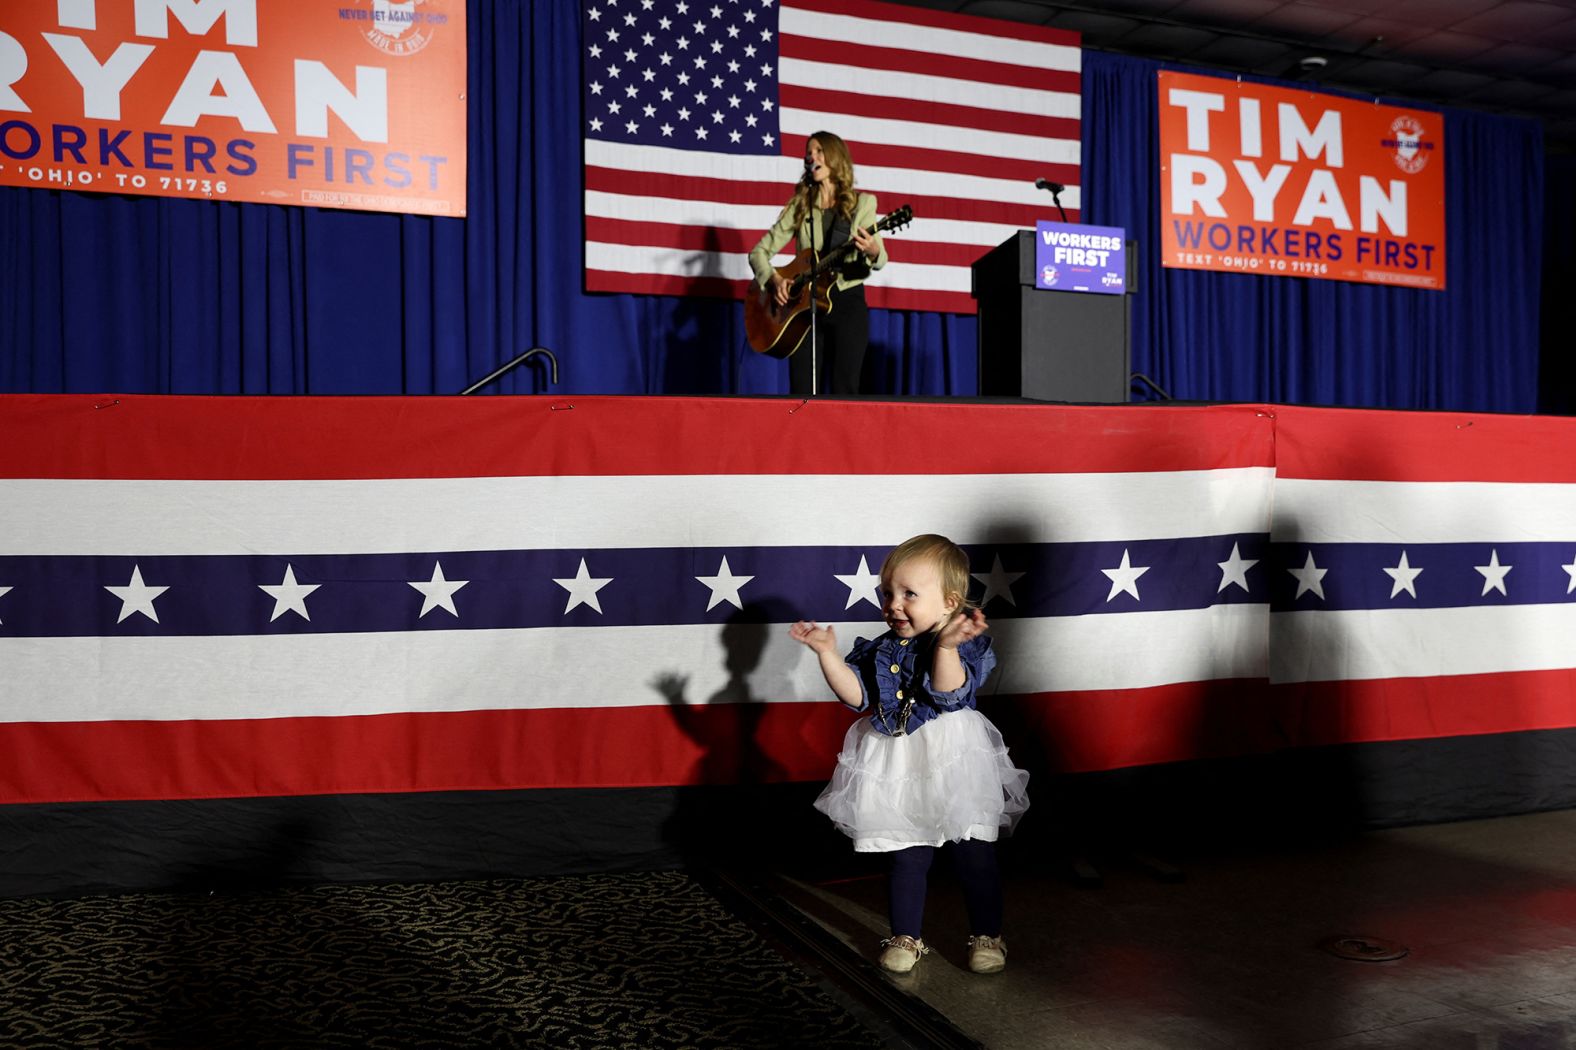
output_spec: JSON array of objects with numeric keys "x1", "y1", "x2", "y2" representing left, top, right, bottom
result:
[{"x1": 748, "y1": 131, "x2": 887, "y2": 396}]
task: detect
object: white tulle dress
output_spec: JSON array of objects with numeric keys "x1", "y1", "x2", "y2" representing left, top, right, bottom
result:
[{"x1": 813, "y1": 633, "x2": 1031, "y2": 853}]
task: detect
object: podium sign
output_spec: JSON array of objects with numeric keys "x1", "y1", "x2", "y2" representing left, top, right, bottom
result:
[
  {"x1": 972, "y1": 231, "x2": 1136, "y2": 403},
  {"x1": 1035, "y1": 221, "x2": 1128, "y2": 295}
]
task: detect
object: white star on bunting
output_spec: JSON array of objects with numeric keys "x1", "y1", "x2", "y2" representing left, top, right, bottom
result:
[
  {"x1": 971, "y1": 554, "x2": 1025, "y2": 608},
  {"x1": 1288, "y1": 551, "x2": 1328, "y2": 600},
  {"x1": 696, "y1": 555, "x2": 753, "y2": 611},
  {"x1": 1216, "y1": 543, "x2": 1258, "y2": 593},
  {"x1": 105, "y1": 565, "x2": 169, "y2": 624},
  {"x1": 1564, "y1": 553, "x2": 1576, "y2": 595},
  {"x1": 555, "y1": 558, "x2": 614, "y2": 614},
  {"x1": 1383, "y1": 551, "x2": 1423, "y2": 599},
  {"x1": 0, "y1": 583, "x2": 11, "y2": 624},
  {"x1": 259, "y1": 564, "x2": 321, "y2": 622},
  {"x1": 409, "y1": 561, "x2": 469, "y2": 618},
  {"x1": 1474, "y1": 549, "x2": 1512, "y2": 597},
  {"x1": 1101, "y1": 549, "x2": 1150, "y2": 602},
  {"x1": 835, "y1": 555, "x2": 882, "y2": 610}
]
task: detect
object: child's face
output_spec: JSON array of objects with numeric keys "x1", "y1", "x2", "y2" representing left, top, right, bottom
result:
[{"x1": 881, "y1": 558, "x2": 959, "y2": 638}]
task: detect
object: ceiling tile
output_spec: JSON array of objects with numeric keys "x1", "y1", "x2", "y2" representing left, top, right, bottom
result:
[
  {"x1": 1450, "y1": 1, "x2": 1575, "y2": 41},
  {"x1": 952, "y1": 0, "x2": 1058, "y2": 24},
  {"x1": 1472, "y1": 40, "x2": 1570, "y2": 74},
  {"x1": 1167, "y1": 0, "x2": 1287, "y2": 20},
  {"x1": 1045, "y1": 11, "x2": 1147, "y2": 38},
  {"x1": 1115, "y1": 23, "x2": 1222, "y2": 56},
  {"x1": 1402, "y1": 68, "x2": 1502, "y2": 96},
  {"x1": 1186, "y1": 35, "x2": 1299, "y2": 70},
  {"x1": 1249, "y1": 4, "x2": 1364, "y2": 37},
  {"x1": 1403, "y1": 30, "x2": 1503, "y2": 63},
  {"x1": 1329, "y1": 58, "x2": 1433, "y2": 91},
  {"x1": 1461, "y1": 78, "x2": 1562, "y2": 104},
  {"x1": 1326, "y1": 17, "x2": 1436, "y2": 52}
]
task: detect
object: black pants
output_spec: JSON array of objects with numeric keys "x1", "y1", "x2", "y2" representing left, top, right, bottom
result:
[
  {"x1": 888, "y1": 839, "x2": 1004, "y2": 939},
  {"x1": 789, "y1": 283, "x2": 867, "y2": 396}
]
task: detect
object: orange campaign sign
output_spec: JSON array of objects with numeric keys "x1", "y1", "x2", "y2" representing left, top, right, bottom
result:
[
  {"x1": 0, "y1": 0, "x2": 466, "y2": 216},
  {"x1": 1158, "y1": 71, "x2": 1444, "y2": 289}
]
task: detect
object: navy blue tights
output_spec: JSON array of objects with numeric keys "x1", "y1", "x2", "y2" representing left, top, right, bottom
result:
[{"x1": 888, "y1": 839, "x2": 1002, "y2": 939}]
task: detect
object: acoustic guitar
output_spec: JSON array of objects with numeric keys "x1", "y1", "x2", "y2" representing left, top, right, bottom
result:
[{"x1": 743, "y1": 204, "x2": 913, "y2": 358}]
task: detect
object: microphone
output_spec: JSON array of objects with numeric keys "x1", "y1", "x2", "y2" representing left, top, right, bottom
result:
[{"x1": 1034, "y1": 177, "x2": 1065, "y2": 193}]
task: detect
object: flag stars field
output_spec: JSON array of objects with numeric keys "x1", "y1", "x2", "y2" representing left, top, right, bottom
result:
[{"x1": 19, "y1": 541, "x2": 1576, "y2": 639}]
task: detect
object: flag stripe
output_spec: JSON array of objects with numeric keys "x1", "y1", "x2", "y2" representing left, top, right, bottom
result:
[
  {"x1": 584, "y1": 218, "x2": 1036, "y2": 269},
  {"x1": 583, "y1": 176, "x2": 1071, "y2": 235},
  {"x1": 0, "y1": 398, "x2": 1274, "y2": 480},
  {"x1": 2, "y1": 471, "x2": 1275, "y2": 554},
  {"x1": 776, "y1": 54, "x2": 1080, "y2": 115},
  {"x1": 2, "y1": 606, "x2": 1270, "y2": 724},
  {"x1": 779, "y1": 83, "x2": 1078, "y2": 145},
  {"x1": 1277, "y1": 479, "x2": 1576, "y2": 543},
  {"x1": 778, "y1": 108, "x2": 1080, "y2": 168},
  {"x1": 782, "y1": 0, "x2": 1082, "y2": 65},
  {"x1": 9, "y1": 668, "x2": 1576, "y2": 804}
]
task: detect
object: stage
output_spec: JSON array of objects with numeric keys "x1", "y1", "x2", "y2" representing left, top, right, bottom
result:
[{"x1": 4, "y1": 394, "x2": 1576, "y2": 895}]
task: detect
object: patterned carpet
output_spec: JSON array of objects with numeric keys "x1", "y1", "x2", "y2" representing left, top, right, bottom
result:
[{"x1": 0, "y1": 871, "x2": 883, "y2": 1049}]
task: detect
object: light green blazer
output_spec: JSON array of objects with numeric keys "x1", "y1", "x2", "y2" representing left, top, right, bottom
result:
[{"x1": 748, "y1": 191, "x2": 889, "y2": 294}]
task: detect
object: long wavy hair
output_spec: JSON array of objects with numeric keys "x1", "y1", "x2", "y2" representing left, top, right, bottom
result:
[{"x1": 791, "y1": 131, "x2": 858, "y2": 229}]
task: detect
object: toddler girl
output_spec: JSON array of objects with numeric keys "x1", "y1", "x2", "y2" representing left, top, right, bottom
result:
[{"x1": 790, "y1": 534, "x2": 1030, "y2": 974}]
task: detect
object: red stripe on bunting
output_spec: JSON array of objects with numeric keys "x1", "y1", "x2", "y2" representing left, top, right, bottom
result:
[
  {"x1": 0, "y1": 396, "x2": 1277, "y2": 480},
  {"x1": 1275, "y1": 405, "x2": 1576, "y2": 483},
  {"x1": 7, "y1": 667, "x2": 1576, "y2": 803}
]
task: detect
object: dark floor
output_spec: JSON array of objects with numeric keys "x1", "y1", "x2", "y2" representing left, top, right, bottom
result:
[
  {"x1": 4, "y1": 810, "x2": 1575, "y2": 1048},
  {"x1": 776, "y1": 808, "x2": 1576, "y2": 1049}
]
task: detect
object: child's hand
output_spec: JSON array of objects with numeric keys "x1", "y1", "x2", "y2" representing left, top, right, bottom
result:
[
  {"x1": 789, "y1": 620, "x2": 839, "y2": 654},
  {"x1": 937, "y1": 608, "x2": 988, "y2": 650}
]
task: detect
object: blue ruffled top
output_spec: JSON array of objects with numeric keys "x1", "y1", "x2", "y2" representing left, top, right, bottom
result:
[{"x1": 843, "y1": 631, "x2": 996, "y2": 737}]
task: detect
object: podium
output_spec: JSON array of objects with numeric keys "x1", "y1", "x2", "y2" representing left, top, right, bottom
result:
[{"x1": 971, "y1": 231, "x2": 1136, "y2": 402}]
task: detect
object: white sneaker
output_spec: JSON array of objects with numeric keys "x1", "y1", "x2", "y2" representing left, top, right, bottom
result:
[
  {"x1": 967, "y1": 934, "x2": 1007, "y2": 974},
  {"x1": 878, "y1": 934, "x2": 929, "y2": 974}
]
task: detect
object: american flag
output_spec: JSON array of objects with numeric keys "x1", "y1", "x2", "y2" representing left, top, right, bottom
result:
[
  {"x1": 581, "y1": 0, "x2": 1082, "y2": 314},
  {"x1": 4, "y1": 396, "x2": 1576, "y2": 805}
]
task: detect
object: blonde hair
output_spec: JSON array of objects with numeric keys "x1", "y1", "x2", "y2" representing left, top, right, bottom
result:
[
  {"x1": 880, "y1": 534, "x2": 977, "y2": 631},
  {"x1": 791, "y1": 131, "x2": 859, "y2": 228}
]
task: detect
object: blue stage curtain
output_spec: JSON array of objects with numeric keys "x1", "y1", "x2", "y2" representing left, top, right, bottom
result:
[
  {"x1": 0, "y1": 7, "x2": 1550, "y2": 409},
  {"x1": 1082, "y1": 51, "x2": 1546, "y2": 412}
]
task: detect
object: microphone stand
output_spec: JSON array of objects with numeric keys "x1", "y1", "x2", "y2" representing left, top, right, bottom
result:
[
  {"x1": 1035, "y1": 177, "x2": 1068, "y2": 222},
  {"x1": 808, "y1": 185, "x2": 819, "y2": 397}
]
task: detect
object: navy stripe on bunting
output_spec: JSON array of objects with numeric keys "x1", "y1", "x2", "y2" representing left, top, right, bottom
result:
[{"x1": 0, "y1": 536, "x2": 1273, "y2": 638}]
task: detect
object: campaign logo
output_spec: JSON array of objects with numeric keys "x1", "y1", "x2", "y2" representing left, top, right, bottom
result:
[
  {"x1": 361, "y1": 0, "x2": 439, "y2": 56},
  {"x1": 1385, "y1": 115, "x2": 1432, "y2": 175},
  {"x1": 1041, "y1": 265, "x2": 1059, "y2": 286}
]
